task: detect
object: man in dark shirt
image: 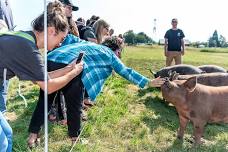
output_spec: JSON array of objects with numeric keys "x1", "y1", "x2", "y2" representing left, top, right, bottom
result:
[{"x1": 164, "y1": 18, "x2": 185, "y2": 66}]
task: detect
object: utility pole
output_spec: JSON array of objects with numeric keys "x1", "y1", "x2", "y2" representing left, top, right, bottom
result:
[{"x1": 153, "y1": 18, "x2": 157, "y2": 43}]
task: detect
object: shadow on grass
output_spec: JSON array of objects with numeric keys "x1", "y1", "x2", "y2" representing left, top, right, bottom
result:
[
  {"x1": 142, "y1": 96, "x2": 179, "y2": 131},
  {"x1": 137, "y1": 87, "x2": 160, "y2": 97},
  {"x1": 165, "y1": 139, "x2": 228, "y2": 152}
]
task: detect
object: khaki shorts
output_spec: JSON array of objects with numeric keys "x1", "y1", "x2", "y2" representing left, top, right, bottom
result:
[{"x1": 166, "y1": 51, "x2": 182, "y2": 66}]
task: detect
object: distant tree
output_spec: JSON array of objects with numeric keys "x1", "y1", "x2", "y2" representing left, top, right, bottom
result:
[
  {"x1": 225, "y1": 42, "x2": 228, "y2": 48},
  {"x1": 208, "y1": 30, "x2": 220, "y2": 47},
  {"x1": 136, "y1": 32, "x2": 153, "y2": 44},
  {"x1": 123, "y1": 30, "x2": 154, "y2": 45},
  {"x1": 219, "y1": 35, "x2": 226, "y2": 48},
  {"x1": 123, "y1": 30, "x2": 136, "y2": 45},
  {"x1": 208, "y1": 37, "x2": 216, "y2": 47},
  {"x1": 190, "y1": 41, "x2": 200, "y2": 48},
  {"x1": 213, "y1": 30, "x2": 220, "y2": 47},
  {"x1": 135, "y1": 34, "x2": 145, "y2": 43}
]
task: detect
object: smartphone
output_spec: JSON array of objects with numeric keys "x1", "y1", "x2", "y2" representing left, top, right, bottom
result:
[{"x1": 76, "y1": 52, "x2": 84, "y2": 64}]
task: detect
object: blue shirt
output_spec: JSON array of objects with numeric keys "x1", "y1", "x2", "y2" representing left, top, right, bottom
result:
[{"x1": 48, "y1": 34, "x2": 150, "y2": 101}]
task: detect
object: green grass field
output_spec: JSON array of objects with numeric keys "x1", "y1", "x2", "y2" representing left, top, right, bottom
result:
[{"x1": 8, "y1": 45, "x2": 228, "y2": 152}]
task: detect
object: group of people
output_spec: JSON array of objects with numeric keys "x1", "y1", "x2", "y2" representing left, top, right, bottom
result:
[{"x1": 0, "y1": 0, "x2": 165, "y2": 151}]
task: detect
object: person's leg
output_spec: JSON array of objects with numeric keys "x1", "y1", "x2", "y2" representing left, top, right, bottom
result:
[
  {"x1": 28, "y1": 89, "x2": 57, "y2": 148},
  {"x1": 0, "y1": 111, "x2": 13, "y2": 152},
  {"x1": 0, "y1": 80, "x2": 9, "y2": 113},
  {"x1": 83, "y1": 90, "x2": 94, "y2": 108},
  {"x1": 28, "y1": 89, "x2": 57, "y2": 134},
  {"x1": 84, "y1": 90, "x2": 89, "y2": 103},
  {"x1": 166, "y1": 51, "x2": 174, "y2": 66},
  {"x1": 28, "y1": 61, "x2": 69, "y2": 133},
  {"x1": 57, "y1": 92, "x2": 65, "y2": 121},
  {"x1": 174, "y1": 52, "x2": 182, "y2": 65},
  {"x1": 48, "y1": 91, "x2": 60, "y2": 122},
  {"x1": 62, "y1": 75, "x2": 83, "y2": 139}
]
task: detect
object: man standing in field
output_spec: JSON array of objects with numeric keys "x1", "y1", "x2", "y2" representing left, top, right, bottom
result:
[{"x1": 164, "y1": 18, "x2": 185, "y2": 66}]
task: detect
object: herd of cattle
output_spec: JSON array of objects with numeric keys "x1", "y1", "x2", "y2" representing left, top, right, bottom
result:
[{"x1": 150, "y1": 64, "x2": 228, "y2": 145}]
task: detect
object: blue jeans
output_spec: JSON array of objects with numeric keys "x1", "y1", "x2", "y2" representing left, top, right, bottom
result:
[
  {"x1": 0, "y1": 111, "x2": 13, "y2": 152},
  {"x1": 0, "y1": 80, "x2": 9, "y2": 113}
]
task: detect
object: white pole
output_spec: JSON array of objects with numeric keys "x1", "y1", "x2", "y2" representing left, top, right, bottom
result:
[{"x1": 44, "y1": 0, "x2": 48, "y2": 151}]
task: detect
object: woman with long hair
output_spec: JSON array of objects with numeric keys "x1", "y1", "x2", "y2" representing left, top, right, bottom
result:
[
  {"x1": 93, "y1": 19, "x2": 110, "y2": 44},
  {"x1": 0, "y1": 1, "x2": 83, "y2": 150}
]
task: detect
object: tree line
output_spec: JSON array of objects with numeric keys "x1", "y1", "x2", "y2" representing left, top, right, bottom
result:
[
  {"x1": 208, "y1": 30, "x2": 228, "y2": 48},
  {"x1": 123, "y1": 30, "x2": 154, "y2": 45},
  {"x1": 123, "y1": 29, "x2": 228, "y2": 48}
]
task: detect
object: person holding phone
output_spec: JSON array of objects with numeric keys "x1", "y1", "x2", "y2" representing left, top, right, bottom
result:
[
  {"x1": 28, "y1": 35, "x2": 165, "y2": 145},
  {"x1": 0, "y1": 1, "x2": 83, "y2": 151}
]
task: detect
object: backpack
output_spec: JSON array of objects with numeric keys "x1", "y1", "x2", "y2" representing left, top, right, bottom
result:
[
  {"x1": 0, "y1": 31, "x2": 35, "y2": 43},
  {"x1": 77, "y1": 24, "x2": 94, "y2": 40}
]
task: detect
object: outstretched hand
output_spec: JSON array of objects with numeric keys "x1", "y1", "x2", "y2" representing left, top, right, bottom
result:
[{"x1": 149, "y1": 77, "x2": 165, "y2": 87}]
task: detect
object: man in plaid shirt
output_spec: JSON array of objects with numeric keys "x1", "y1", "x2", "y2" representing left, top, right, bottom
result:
[{"x1": 29, "y1": 35, "x2": 164, "y2": 142}]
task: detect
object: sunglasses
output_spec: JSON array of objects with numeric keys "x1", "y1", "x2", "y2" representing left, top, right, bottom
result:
[{"x1": 104, "y1": 26, "x2": 109, "y2": 31}]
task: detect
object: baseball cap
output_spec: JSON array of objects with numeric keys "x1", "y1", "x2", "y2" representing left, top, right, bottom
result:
[{"x1": 59, "y1": 0, "x2": 79, "y2": 11}]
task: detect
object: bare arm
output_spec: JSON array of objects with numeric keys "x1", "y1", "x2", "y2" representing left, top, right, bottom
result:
[
  {"x1": 87, "y1": 37, "x2": 98, "y2": 44},
  {"x1": 36, "y1": 62, "x2": 83, "y2": 94},
  {"x1": 181, "y1": 39, "x2": 185, "y2": 55},
  {"x1": 48, "y1": 63, "x2": 74, "y2": 79},
  {"x1": 164, "y1": 38, "x2": 168, "y2": 56}
]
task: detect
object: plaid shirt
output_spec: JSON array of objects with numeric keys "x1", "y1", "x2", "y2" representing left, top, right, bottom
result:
[{"x1": 48, "y1": 34, "x2": 150, "y2": 101}]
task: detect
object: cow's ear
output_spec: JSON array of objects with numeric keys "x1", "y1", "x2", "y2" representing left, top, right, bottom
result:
[{"x1": 184, "y1": 77, "x2": 197, "y2": 91}]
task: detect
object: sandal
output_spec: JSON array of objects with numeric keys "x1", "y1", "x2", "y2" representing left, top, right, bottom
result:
[
  {"x1": 71, "y1": 137, "x2": 79, "y2": 145},
  {"x1": 27, "y1": 133, "x2": 40, "y2": 149},
  {"x1": 83, "y1": 99, "x2": 95, "y2": 107},
  {"x1": 58, "y1": 119, "x2": 67, "y2": 126}
]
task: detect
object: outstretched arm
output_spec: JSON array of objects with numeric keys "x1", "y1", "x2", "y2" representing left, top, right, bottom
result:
[{"x1": 111, "y1": 54, "x2": 164, "y2": 88}]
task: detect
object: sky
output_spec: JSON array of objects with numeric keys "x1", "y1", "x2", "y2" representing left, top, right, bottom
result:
[{"x1": 10, "y1": 0, "x2": 228, "y2": 42}]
